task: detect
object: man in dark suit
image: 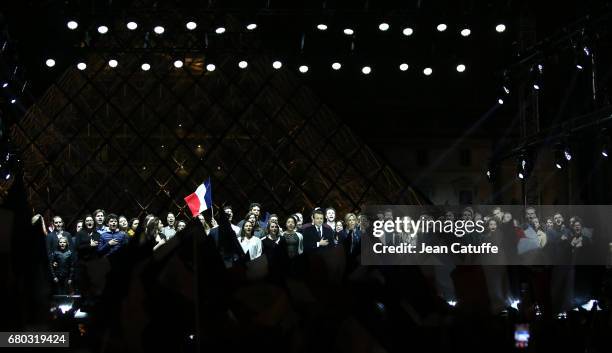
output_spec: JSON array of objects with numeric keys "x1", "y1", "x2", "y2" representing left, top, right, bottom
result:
[
  {"x1": 46, "y1": 215, "x2": 74, "y2": 256},
  {"x1": 303, "y1": 208, "x2": 334, "y2": 252}
]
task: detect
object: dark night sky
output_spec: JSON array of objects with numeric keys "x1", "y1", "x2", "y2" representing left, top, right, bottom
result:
[{"x1": 1, "y1": 0, "x2": 610, "y2": 142}]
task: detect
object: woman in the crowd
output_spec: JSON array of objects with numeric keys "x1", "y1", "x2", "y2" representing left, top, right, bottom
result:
[
  {"x1": 118, "y1": 215, "x2": 130, "y2": 233},
  {"x1": 74, "y1": 215, "x2": 100, "y2": 258},
  {"x1": 238, "y1": 220, "x2": 262, "y2": 260},
  {"x1": 341, "y1": 213, "x2": 361, "y2": 256},
  {"x1": 268, "y1": 214, "x2": 283, "y2": 233},
  {"x1": 176, "y1": 219, "x2": 187, "y2": 232},
  {"x1": 282, "y1": 216, "x2": 303, "y2": 259},
  {"x1": 462, "y1": 207, "x2": 474, "y2": 221},
  {"x1": 73, "y1": 214, "x2": 100, "y2": 294},
  {"x1": 241, "y1": 212, "x2": 264, "y2": 239},
  {"x1": 152, "y1": 218, "x2": 167, "y2": 251},
  {"x1": 127, "y1": 218, "x2": 139, "y2": 237},
  {"x1": 532, "y1": 218, "x2": 547, "y2": 249},
  {"x1": 49, "y1": 237, "x2": 75, "y2": 295},
  {"x1": 75, "y1": 219, "x2": 83, "y2": 234},
  {"x1": 333, "y1": 220, "x2": 344, "y2": 246},
  {"x1": 262, "y1": 221, "x2": 288, "y2": 278},
  {"x1": 293, "y1": 212, "x2": 304, "y2": 229}
]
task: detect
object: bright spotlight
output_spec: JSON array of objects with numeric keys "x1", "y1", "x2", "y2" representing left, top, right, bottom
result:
[
  {"x1": 498, "y1": 98, "x2": 504, "y2": 105},
  {"x1": 215, "y1": 27, "x2": 226, "y2": 34},
  {"x1": 496, "y1": 24, "x2": 506, "y2": 33},
  {"x1": 127, "y1": 22, "x2": 138, "y2": 30},
  {"x1": 238, "y1": 60, "x2": 248, "y2": 69},
  {"x1": 298, "y1": 65, "x2": 309, "y2": 73},
  {"x1": 456, "y1": 64, "x2": 466, "y2": 72},
  {"x1": 154, "y1": 26, "x2": 165, "y2": 34},
  {"x1": 77, "y1": 62, "x2": 87, "y2": 70},
  {"x1": 343, "y1": 28, "x2": 354, "y2": 35},
  {"x1": 402, "y1": 27, "x2": 414, "y2": 36},
  {"x1": 331, "y1": 62, "x2": 341, "y2": 70},
  {"x1": 399, "y1": 63, "x2": 409, "y2": 71},
  {"x1": 67, "y1": 20, "x2": 78, "y2": 30},
  {"x1": 186, "y1": 21, "x2": 197, "y2": 30},
  {"x1": 361, "y1": 66, "x2": 372, "y2": 75},
  {"x1": 2, "y1": 82, "x2": 8, "y2": 88},
  {"x1": 246, "y1": 23, "x2": 257, "y2": 31},
  {"x1": 423, "y1": 67, "x2": 433, "y2": 76},
  {"x1": 518, "y1": 172, "x2": 524, "y2": 180},
  {"x1": 173, "y1": 60, "x2": 184, "y2": 68},
  {"x1": 45, "y1": 59, "x2": 56, "y2": 67},
  {"x1": 206, "y1": 63, "x2": 216, "y2": 71},
  {"x1": 460, "y1": 28, "x2": 471, "y2": 37},
  {"x1": 108, "y1": 59, "x2": 118, "y2": 68},
  {"x1": 510, "y1": 299, "x2": 520, "y2": 310},
  {"x1": 141, "y1": 63, "x2": 151, "y2": 71},
  {"x1": 316, "y1": 23, "x2": 328, "y2": 31},
  {"x1": 576, "y1": 64, "x2": 584, "y2": 71},
  {"x1": 10, "y1": 98, "x2": 16, "y2": 104},
  {"x1": 436, "y1": 23, "x2": 447, "y2": 32},
  {"x1": 97, "y1": 25, "x2": 108, "y2": 34},
  {"x1": 533, "y1": 84, "x2": 540, "y2": 90},
  {"x1": 378, "y1": 23, "x2": 390, "y2": 31},
  {"x1": 272, "y1": 61, "x2": 282, "y2": 69}
]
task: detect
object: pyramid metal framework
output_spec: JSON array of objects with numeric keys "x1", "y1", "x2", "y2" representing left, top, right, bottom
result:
[{"x1": 10, "y1": 13, "x2": 425, "y2": 225}]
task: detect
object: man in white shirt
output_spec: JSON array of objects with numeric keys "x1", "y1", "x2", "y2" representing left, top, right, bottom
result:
[{"x1": 325, "y1": 207, "x2": 337, "y2": 230}]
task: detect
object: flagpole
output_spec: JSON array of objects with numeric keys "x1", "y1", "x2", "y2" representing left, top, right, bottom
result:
[
  {"x1": 208, "y1": 177, "x2": 214, "y2": 222},
  {"x1": 193, "y1": 216, "x2": 201, "y2": 353}
]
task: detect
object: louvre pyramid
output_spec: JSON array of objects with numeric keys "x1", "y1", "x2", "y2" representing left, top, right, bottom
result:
[{"x1": 11, "y1": 15, "x2": 425, "y2": 224}]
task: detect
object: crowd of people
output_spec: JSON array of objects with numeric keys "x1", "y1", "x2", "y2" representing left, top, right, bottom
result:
[
  {"x1": 34, "y1": 203, "x2": 364, "y2": 295},
  {"x1": 26, "y1": 203, "x2": 612, "y2": 353},
  {"x1": 33, "y1": 202, "x2": 607, "y2": 319},
  {"x1": 370, "y1": 206, "x2": 597, "y2": 265}
]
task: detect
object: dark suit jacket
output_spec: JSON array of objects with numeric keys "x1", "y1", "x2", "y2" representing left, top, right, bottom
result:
[
  {"x1": 303, "y1": 224, "x2": 334, "y2": 252},
  {"x1": 341, "y1": 228, "x2": 362, "y2": 255}
]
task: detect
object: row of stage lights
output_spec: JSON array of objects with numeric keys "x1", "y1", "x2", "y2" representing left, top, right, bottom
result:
[
  {"x1": 496, "y1": 43, "x2": 592, "y2": 106},
  {"x1": 65, "y1": 19, "x2": 507, "y2": 37},
  {"x1": 43, "y1": 56, "x2": 469, "y2": 75},
  {"x1": 486, "y1": 135, "x2": 610, "y2": 182}
]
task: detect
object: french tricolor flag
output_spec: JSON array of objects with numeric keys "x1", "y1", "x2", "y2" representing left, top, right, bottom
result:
[{"x1": 184, "y1": 178, "x2": 213, "y2": 217}]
